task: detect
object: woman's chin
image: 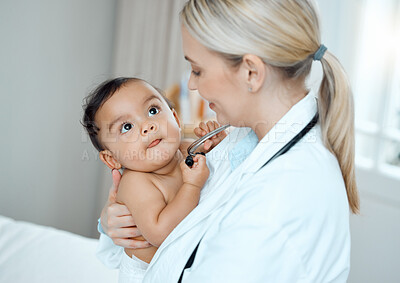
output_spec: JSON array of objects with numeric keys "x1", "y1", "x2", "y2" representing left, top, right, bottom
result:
[{"x1": 214, "y1": 113, "x2": 227, "y2": 125}]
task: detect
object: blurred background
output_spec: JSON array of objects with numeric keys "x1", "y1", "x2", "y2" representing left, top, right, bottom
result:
[{"x1": 0, "y1": 0, "x2": 399, "y2": 282}]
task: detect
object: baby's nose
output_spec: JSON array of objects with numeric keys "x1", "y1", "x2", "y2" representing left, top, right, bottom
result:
[{"x1": 141, "y1": 123, "x2": 157, "y2": 135}]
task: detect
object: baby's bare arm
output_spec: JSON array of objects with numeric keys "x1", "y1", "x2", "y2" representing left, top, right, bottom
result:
[{"x1": 117, "y1": 159, "x2": 208, "y2": 247}]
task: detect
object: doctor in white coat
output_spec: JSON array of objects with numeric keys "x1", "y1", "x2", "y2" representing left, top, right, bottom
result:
[{"x1": 97, "y1": 0, "x2": 359, "y2": 282}]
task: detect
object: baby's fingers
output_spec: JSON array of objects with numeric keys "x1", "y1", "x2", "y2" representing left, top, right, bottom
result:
[
  {"x1": 194, "y1": 126, "x2": 204, "y2": 138},
  {"x1": 204, "y1": 140, "x2": 213, "y2": 151},
  {"x1": 199, "y1": 121, "x2": 208, "y2": 133},
  {"x1": 206, "y1": 121, "x2": 216, "y2": 132},
  {"x1": 193, "y1": 154, "x2": 206, "y2": 166}
]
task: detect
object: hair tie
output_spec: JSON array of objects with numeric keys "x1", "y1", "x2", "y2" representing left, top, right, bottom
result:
[{"x1": 313, "y1": 44, "x2": 327, "y2": 61}]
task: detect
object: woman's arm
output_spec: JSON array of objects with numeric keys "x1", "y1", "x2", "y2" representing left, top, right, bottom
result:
[{"x1": 117, "y1": 155, "x2": 209, "y2": 247}]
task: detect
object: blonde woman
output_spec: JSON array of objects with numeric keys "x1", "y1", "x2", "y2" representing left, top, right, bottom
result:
[{"x1": 97, "y1": 0, "x2": 359, "y2": 282}]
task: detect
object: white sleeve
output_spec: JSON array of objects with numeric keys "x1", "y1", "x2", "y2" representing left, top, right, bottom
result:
[{"x1": 96, "y1": 231, "x2": 124, "y2": 269}]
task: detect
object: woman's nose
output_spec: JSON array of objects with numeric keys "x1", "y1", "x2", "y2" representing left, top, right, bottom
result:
[{"x1": 141, "y1": 122, "x2": 157, "y2": 135}]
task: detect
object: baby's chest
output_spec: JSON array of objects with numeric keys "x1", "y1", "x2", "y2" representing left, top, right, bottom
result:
[{"x1": 152, "y1": 176, "x2": 182, "y2": 204}]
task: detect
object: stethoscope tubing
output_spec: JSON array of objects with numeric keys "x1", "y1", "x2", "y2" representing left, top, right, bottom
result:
[{"x1": 186, "y1": 124, "x2": 230, "y2": 157}]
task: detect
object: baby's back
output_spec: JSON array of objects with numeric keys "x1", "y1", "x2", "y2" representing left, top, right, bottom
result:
[{"x1": 117, "y1": 168, "x2": 183, "y2": 263}]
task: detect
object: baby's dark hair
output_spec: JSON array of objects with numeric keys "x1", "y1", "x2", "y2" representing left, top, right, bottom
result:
[{"x1": 82, "y1": 77, "x2": 173, "y2": 152}]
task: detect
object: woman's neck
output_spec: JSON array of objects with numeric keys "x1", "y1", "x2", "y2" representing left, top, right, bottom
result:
[{"x1": 248, "y1": 83, "x2": 308, "y2": 141}]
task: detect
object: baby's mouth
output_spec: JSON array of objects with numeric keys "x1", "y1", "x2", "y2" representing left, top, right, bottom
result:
[{"x1": 148, "y1": 139, "x2": 162, "y2": 148}]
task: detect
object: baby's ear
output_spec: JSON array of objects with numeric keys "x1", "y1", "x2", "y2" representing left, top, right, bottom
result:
[
  {"x1": 99, "y1": 150, "x2": 122, "y2": 170},
  {"x1": 172, "y1": 108, "x2": 181, "y2": 128}
]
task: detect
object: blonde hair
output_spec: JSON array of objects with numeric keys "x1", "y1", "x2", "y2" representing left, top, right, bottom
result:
[{"x1": 181, "y1": 0, "x2": 359, "y2": 213}]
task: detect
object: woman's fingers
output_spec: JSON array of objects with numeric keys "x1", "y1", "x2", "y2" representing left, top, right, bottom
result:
[
  {"x1": 116, "y1": 215, "x2": 136, "y2": 228},
  {"x1": 106, "y1": 205, "x2": 134, "y2": 228},
  {"x1": 107, "y1": 203, "x2": 131, "y2": 217},
  {"x1": 112, "y1": 169, "x2": 122, "y2": 189},
  {"x1": 108, "y1": 169, "x2": 122, "y2": 203},
  {"x1": 119, "y1": 215, "x2": 136, "y2": 227},
  {"x1": 113, "y1": 238, "x2": 152, "y2": 249},
  {"x1": 109, "y1": 227, "x2": 141, "y2": 239}
]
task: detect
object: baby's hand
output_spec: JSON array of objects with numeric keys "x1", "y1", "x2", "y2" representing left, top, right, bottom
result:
[
  {"x1": 194, "y1": 120, "x2": 227, "y2": 152},
  {"x1": 180, "y1": 154, "x2": 209, "y2": 189}
]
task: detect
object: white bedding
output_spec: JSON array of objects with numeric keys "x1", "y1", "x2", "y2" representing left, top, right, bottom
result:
[{"x1": 0, "y1": 215, "x2": 118, "y2": 283}]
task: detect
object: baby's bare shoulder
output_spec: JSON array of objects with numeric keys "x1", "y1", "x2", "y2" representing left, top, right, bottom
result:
[
  {"x1": 117, "y1": 170, "x2": 160, "y2": 201},
  {"x1": 119, "y1": 170, "x2": 154, "y2": 190}
]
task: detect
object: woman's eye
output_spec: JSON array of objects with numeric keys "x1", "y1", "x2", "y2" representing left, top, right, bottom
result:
[
  {"x1": 191, "y1": 70, "x2": 201, "y2": 77},
  {"x1": 148, "y1": 107, "x2": 160, "y2": 116},
  {"x1": 121, "y1": 122, "x2": 133, "y2": 134}
]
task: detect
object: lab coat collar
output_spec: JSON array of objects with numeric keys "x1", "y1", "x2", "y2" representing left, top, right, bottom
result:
[{"x1": 239, "y1": 92, "x2": 318, "y2": 174}]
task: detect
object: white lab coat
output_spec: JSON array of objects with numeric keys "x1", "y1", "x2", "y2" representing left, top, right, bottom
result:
[{"x1": 97, "y1": 93, "x2": 350, "y2": 283}]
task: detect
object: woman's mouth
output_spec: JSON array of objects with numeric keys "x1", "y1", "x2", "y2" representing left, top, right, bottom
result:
[{"x1": 148, "y1": 139, "x2": 162, "y2": 148}]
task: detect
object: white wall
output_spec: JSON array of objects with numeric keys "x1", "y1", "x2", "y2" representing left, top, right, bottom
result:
[
  {"x1": 350, "y1": 169, "x2": 400, "y2": 283},
  {"x1": 0, "y1": 0, "x2": 116, "y2": 238}
]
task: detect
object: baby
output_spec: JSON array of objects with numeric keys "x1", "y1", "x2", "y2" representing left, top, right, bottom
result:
[{"x1": 82, "y1": 77, "x2": 224, "y2": 264}]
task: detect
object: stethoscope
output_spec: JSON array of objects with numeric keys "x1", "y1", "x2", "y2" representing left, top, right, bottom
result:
[
  {"x1": 184, "y1": 112, "x2": 319, "y2": 168},
  {"x1": 185, "y1": 124, "x2": 230, "y2": 167}
]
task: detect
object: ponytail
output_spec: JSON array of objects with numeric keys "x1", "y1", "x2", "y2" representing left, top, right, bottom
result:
[{"x1": 318, "y1": 52, "x2": 359, "y2": 214}]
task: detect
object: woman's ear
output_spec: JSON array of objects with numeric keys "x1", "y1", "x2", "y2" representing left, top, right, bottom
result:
[
  {"x1": 172, "y1": 108, "x2": 181, "y2": 128},
  {"x1": 99, "y1": 150, "x2": 122, "y2": 170},
  {"x1": 242, "y1": 54, "x2": 266, "y2": 93}
]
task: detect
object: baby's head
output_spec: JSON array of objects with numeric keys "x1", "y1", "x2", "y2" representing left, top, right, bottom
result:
[{"x1": 82, "y1": 77, "x2": 181, "y2": 172}]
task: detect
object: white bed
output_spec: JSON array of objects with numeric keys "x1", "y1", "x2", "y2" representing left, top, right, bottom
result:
[{"x1": 0, "y1": 215, "x2": 118, "y2": 282}]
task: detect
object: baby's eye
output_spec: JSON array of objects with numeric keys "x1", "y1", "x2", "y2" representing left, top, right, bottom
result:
[
  {"x1": 148, "y1": 107, "x2": 160, "y2": 117},
  {"x1": 121, "y1": 122, "x2": 133, "y2": 134}
]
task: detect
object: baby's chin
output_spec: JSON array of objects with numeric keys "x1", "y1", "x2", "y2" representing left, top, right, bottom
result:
[{"x1": 121, "y1": 147, "x2": 180, "y2": 172}]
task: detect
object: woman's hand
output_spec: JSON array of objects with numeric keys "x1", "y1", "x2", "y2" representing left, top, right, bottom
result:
[
  {"x1": 100, "y1": 169, "x2": 152, "y2": 249},
  {"x1": 194, "y1": 120, "x2": 227, "y2": 152}
]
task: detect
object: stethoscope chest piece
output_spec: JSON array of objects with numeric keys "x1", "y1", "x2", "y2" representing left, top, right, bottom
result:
[
  {"x1": 185, "y1": 152, "x2": 206, "y2": 167},
  {"x1": 185, "y1": 124, "x2": 230, "y2": 168}
]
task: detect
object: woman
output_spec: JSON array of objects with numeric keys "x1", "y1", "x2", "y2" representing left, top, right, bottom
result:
[{"x1": 97, "y1": 0, "x2": 359, "y2": 282}]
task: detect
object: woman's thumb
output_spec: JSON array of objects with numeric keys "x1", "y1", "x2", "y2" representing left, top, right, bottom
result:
[{"x1": 109, "y1": 169, "x2": 121, "y2": 201}]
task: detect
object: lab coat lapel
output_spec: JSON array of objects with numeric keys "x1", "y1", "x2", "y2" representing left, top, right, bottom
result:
[{"x1": 241, "y1": 93, "x2": 318, "y2": 174}]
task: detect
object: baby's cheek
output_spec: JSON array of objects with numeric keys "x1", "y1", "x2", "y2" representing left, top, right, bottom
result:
[
  {"x1": 166, "y1": 127, "x2": 181, "y2": 143},
  {"x1": 161, "y1": 151, "x2": 173, "y2": 161}
]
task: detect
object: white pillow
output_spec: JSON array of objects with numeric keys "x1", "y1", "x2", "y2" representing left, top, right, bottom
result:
[{"x1": 0, "y1": 215, "x2": 118, "y2": 283}]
